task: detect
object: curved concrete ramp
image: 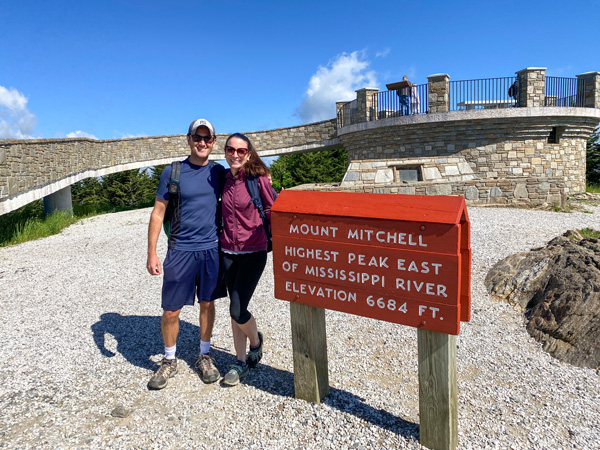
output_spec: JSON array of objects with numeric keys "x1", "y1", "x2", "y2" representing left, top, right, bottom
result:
[{"x1": 0, "y1": 119, "x2": 338, "y2": 215}]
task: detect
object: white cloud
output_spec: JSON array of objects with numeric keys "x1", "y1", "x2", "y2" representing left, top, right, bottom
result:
[
  {"x1": 66, "y1": 130, "x2": 98, "y2": 139},
  {"x1": 295, "y1": 51, "x2": 378, "y2": 124},
  {"x1": 376, "y1": 48, "x2": 391, "y2": 58},
  {"x1": 0, "y1": 86, "x2": 37, "y2": 139},
  {"x1": 117, "y1": 132, "x2": 148, "y2": 139}
]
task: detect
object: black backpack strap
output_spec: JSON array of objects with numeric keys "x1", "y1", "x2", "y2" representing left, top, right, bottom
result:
[
  {"x1": 167, "y1": 161, "x2": 182, "y2": 249},
  {"x1": 168, "y1": 161, "x2": 181, "y2": 194},
  {"x1": 211, "y1": 161, "x2": 226, "y2": 233},
  {"x1": 245, "y1": 176, "x2": 271, "y2": 238},
  {"x1": 245, "y1": 176, "x2": 267, "y2": 221}
]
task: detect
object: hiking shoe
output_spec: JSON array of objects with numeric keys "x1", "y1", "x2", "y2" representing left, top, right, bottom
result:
[
  {"x1": 223, "y1": 362, "x2": 248, "y2": 386},
  {"x1": 148, "y1": 358, "x2": 178, "y2": 390},
  {"x1": 195, "y1": 354, "x2": 220, "y2": 384},
  {"x1": 246, "y1": 331, "x2": 263, "y2": 368}
]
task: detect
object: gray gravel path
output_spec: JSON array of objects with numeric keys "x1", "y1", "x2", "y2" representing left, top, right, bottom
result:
[{"x1": 0, "y1": 203, "x2": 599, "y2": 449}]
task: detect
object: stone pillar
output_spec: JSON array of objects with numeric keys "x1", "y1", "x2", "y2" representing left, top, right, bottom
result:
[
  {"x1": 427, "y1": 74, "x2": 450, "y2": 113},
  {"x1": 576, "y1": 71, "x2": 600, "y2": 108},
  {"x1": 0, "y1": 147, "x2": 8, "y2": 201},
  {"x1": 43, "y1": 186, "x2": 73, "y2": 216},
  {"x1": 516, "y1": 67, "x2": 546, "y2": 107},
  {"x1": 336, "y1": 101, "x2": 348, "y2": 128},
  {"x1": 355, "y1": 88, "x2": 379, "y2": 123}
]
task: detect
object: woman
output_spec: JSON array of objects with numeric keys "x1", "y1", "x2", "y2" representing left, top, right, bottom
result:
[{"x1": 219, "y1": 133, "x2": 275, "y2": 386}]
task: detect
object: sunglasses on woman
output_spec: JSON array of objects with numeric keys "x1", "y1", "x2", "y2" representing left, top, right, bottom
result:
[{"x1": 224, "y1": 146, "x2": 249, "y2": 157}]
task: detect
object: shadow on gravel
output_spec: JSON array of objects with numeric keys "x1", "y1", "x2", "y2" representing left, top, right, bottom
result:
[
  {"x1": 239, "y1": 361, "x2": 419, "y2": 440},
  {"x1": 91, "y1": 312, "x2": 262, "y2": 374},
  {"x1": 92, "y1": 312, "x2": 419, "y2": 440},
  {"x1": 91, "y1": 312, "x2": 219, "y2": 371}
]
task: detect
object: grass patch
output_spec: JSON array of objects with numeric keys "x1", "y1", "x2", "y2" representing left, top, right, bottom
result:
[
  {"x1": 3, "y1": 210, "x2": 80, "y2": 247},
  {"x1": 551, "y1": 203, "x2": 574, "y2": 213},
  {"x1": 579, "y1": 228, "x2": 600, "y2": 239},
  {"x1": 586, "y1": 183, "x2": 600, "y2": 194},
  {"x1": 0, "y1": 200, "x2": 45, "y2": 246},
  {"x1": 0, "y1": 199, "x2": 155, "y2": 248}
]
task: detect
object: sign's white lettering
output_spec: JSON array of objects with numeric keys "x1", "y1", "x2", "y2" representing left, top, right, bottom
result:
[
  {"x1": 305, "y1": 265, "x2": 386, "y2": 288},
  {"x1": 285, "y1": 281, "x2": 357, "y2": 302},
  {"x1": 395, "y1": 278, "x2": 447, "y2": 297},
  {"x1": 347, "y1": 228, "x2": 428, "y2": 247},
  {"x1": 284, "y1": 246, "x2": 339, "y2": 262},
  {"x1": 347, "y1": 253, "x2": 389, "y2": 268},
  {"x1": 397, "y1": 259, "x2": 443, "y2": 275},
  {"x1": 290, "y1": 224, "x2": 338, "y2": 237}
]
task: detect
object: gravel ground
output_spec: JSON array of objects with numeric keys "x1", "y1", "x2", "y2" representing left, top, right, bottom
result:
[{"x1": 0, "y1": 202, "x2": 599, "y2": 450}]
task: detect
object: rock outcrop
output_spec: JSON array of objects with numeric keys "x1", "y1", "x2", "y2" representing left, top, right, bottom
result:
[{"x1": 485, "y1": 229, "x2": 600, "y2": 370}]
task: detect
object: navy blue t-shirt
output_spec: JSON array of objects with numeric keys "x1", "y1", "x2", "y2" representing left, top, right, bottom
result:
[{"x1": 157, "y1": 158, "x2": 221, "y2": 251}]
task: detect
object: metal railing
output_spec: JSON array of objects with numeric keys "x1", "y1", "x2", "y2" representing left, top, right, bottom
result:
[
  {"x1": 337, "y1": 75, "x2": 592, "y2": 127},
  {"x1": 336, "y1": 99, "x2": 357, "y2": 128},
  {"x1": 374, "y1": 83, "x2": 428, "y2": 119},
  {"x1": 545, "y1": 76, "x2": 585, "y2": 107},
  {"x1": 449, "y1": 77, "x2": 518, "y2": 111}
]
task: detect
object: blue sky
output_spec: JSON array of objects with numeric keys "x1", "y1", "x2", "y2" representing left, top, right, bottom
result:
[{"x1": 1, "y1": 0, "x2": 598, "y2": 141}]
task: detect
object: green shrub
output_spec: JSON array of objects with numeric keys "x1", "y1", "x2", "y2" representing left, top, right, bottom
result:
[
  {"x1": 587, "y1": 130, "x2": 600, "y2": 184},
  {"x1": 5, "y1": 210, "x2": 79, "y2": 246}
]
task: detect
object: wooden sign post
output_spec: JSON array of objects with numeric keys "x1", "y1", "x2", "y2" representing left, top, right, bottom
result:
[{"x1": 272, "y1": 190, "x2": 471, "y2": 450}]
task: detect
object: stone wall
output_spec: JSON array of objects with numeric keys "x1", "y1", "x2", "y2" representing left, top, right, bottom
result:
[
  {"x1": 241, "y1": 119, "x2": 338, "y2": 155},
  {"x1": 0, "y1": 119, "x2": 338, "y2": 215},
  {"x1": 295, "y1": 176, "x2": 566, "y2": 207},
  {"x1": 338, "y1": 108, "x2": 600, "y2": 206}
]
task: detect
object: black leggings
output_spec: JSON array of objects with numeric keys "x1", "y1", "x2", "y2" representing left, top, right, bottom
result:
[{"x1": 222, "y1": 251, "x2": 267, "y2": 324}]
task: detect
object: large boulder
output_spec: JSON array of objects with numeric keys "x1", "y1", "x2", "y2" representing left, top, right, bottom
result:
[{"x1": 485, "y1": 230, "x2": 600, "y2": 370}]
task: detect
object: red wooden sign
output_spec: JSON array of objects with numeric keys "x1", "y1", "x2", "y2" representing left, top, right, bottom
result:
[{"x1": 271, "y1": 191, "x2": 471, "y2": 335}]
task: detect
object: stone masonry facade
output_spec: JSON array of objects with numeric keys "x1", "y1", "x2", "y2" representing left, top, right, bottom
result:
[
  {"x1": 518, "y1": 68, "x2": 546, "y2": 107},
  {"x1": 337, "y1": 111, "x2": 597, "y2": 206},
  {"x1": 334, "y1": 67, "x2": 600, "y2": 207}
]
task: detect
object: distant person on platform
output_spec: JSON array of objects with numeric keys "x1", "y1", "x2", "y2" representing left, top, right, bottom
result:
[
  {"x1": 508, "y1": 81, "x2": 518, "y2": 106},
  {"x1": 146, "y1": 118, "x2": 226, "y2": 390},
  {"x1": 397, "y1": 75, "x2": 412, "y2": 115},
  {"x1": 411, "y1": 83, "x2": 420, "y2": 115}
]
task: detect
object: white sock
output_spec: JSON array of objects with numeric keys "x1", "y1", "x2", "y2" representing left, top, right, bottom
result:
[
  {"x1": 165, "y1": 345, "x2": 176, "y2": 360},
  {"x1": 200, "y1": 340, "x2": 211, "y2": 354}
]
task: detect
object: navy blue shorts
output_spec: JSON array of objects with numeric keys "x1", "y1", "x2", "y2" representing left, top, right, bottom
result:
[{"x1": 161, "y1": 247, "x2": 225, "y2": 311}]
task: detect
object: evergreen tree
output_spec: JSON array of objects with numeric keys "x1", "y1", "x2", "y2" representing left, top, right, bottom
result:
[
  {"x1": 150, "y1": 164, "x2": 168, "y2": 191},
  {"x1": 101, "y1": 169, "x2": 153, "y2": 207},
  {"x1": 270, "y1": 156, "x2": 294, "y2": 192},
  {"x1": 587, "y1": 130, "x2": 600, "y2": 185},
  {"x1": 270, "y1": 147, "x2": 348, "y2": 191},
  {"x1": 72, "y1": 178, "x2": 106, "y2": 206}
]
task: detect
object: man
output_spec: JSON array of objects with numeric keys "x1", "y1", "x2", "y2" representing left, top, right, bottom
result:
[
  {"x1": 146, "y1": 118, "x2": 225, "y2": 390},
  {"x1": 397, "y1": 75, "x2": 412, "y2": 116}
]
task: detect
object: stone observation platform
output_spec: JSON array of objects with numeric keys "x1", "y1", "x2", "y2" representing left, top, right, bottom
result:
[{"x1": 1, "y1": 67, "x2": 599, "y2": 216}]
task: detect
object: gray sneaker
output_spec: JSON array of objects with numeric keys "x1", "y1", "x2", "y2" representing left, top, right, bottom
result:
[
  {"x1": 195, "y1": 354, "x2": 220, "y2": 383},
  {"x1": 246, "y1": 331, "x2": 263, "y2": 368},
  {"x1": 148, "y1": 358, "x2": 178, "y2": 390},
  {"x1": 223, "y1": 362, "x2": 248, "y2": 386}
]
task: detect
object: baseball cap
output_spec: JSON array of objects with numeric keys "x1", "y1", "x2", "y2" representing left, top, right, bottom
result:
[{"x1": 188, "y1": 119, "x2": 215, "y2": 136}]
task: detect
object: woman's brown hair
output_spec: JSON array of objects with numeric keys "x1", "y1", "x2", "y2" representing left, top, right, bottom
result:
[{"x1": 225, "y1": 133, "x2": 270, "y2": 178}]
